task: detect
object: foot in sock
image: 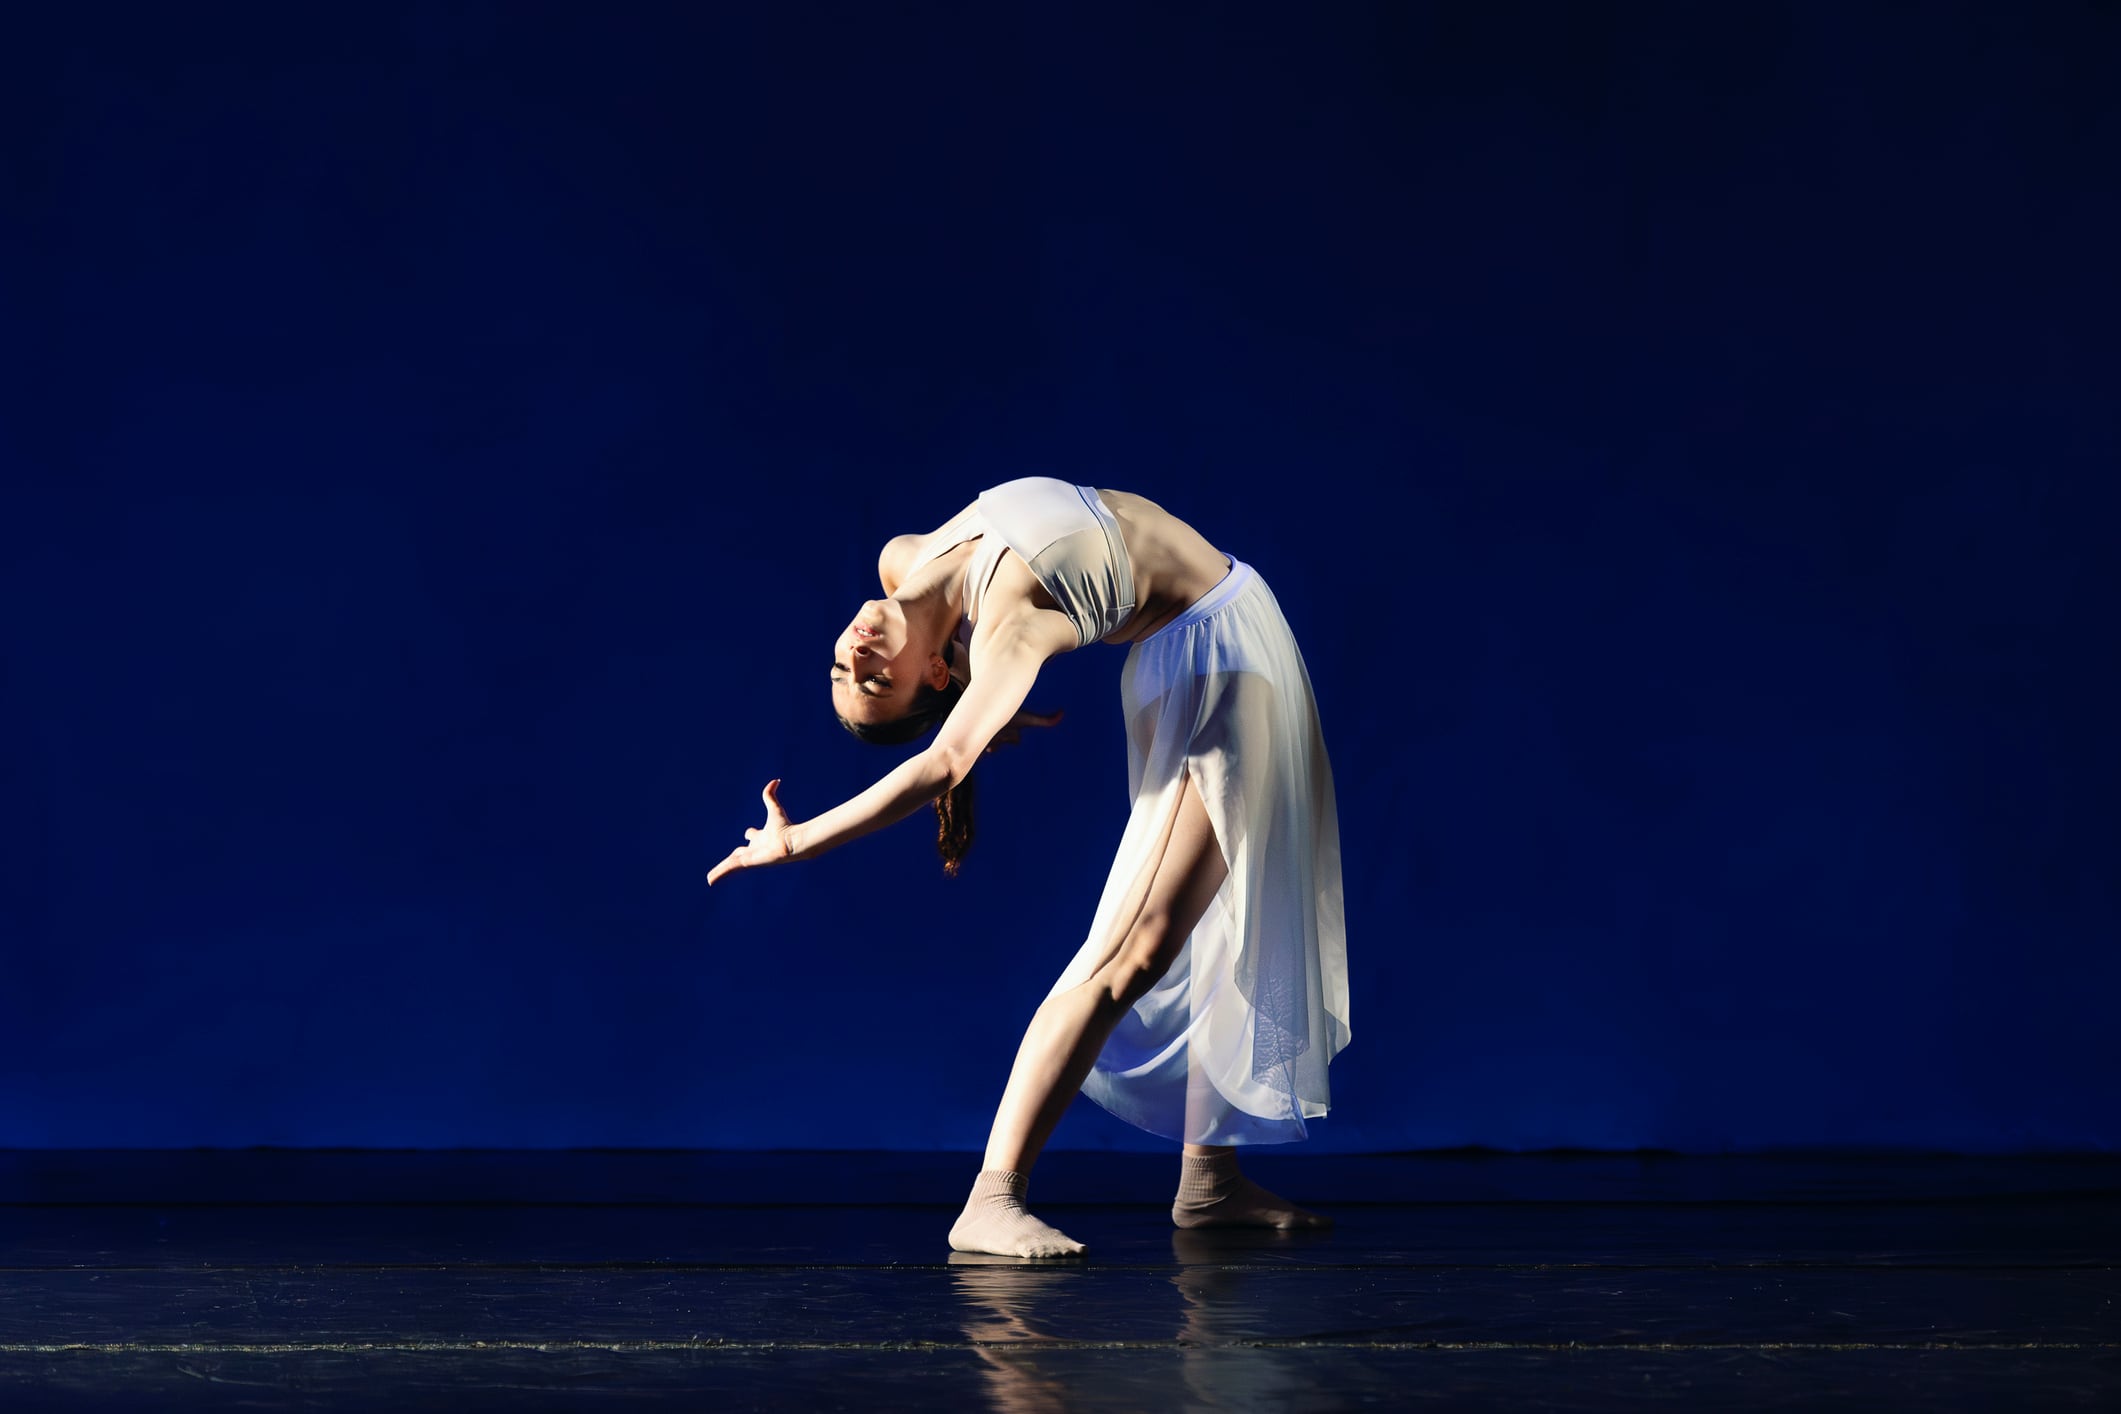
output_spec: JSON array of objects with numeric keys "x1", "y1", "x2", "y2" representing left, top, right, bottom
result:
[
  {"x1": 949, "y1": 1169, "x2": 1088, "y2": 1257},
  {"x1": 1171, "y1": 1149, "x2": 1332, "y2": 1230}
]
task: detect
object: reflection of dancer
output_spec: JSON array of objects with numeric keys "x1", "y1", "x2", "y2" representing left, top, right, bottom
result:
[
  {"x1": 709, "y1": 479, "x2": 1350, "y2": 1256},
  {"x1": 1169, "y1": 1228, "x2": 1323, "y2": 1406},
  {"x1": 948, "y1": 1257, "x2": 1082, "y2": 1412}
]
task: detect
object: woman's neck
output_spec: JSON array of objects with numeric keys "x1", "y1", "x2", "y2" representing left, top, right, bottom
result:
[{"x1": 893, "y1": 545, "x2": 968, "y2": 654}]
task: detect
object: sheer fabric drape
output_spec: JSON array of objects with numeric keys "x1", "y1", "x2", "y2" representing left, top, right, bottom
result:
[{"x1": 1046, "y1": 560, "x2": 1351, "y2": 1145}]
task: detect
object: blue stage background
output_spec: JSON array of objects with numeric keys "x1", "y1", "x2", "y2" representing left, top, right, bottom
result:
[{"x1": 3, "y1": 1, "x2": 2115, "y2": 1152}]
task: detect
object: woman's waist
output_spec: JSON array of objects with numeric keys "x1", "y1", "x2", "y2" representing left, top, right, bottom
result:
[{"x1": 1103, "y1": 556, "x2": 1257, "y2": 645}]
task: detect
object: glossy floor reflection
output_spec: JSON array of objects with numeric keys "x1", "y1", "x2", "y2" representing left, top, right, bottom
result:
[
  {"x1": 947, "y1": 1232, "x2": 1356, "y2": 1413},
  {"x1": 1, "y1": 1151, "x2": 2117, "y2": 1411}
]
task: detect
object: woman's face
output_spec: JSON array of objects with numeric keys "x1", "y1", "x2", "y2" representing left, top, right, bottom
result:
[{"x1": 831, "y1": 599, "x2": 936, "y2": 724}]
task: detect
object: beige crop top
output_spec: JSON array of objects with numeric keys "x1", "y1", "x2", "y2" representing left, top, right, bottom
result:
[{"x1": 902, "y1": 477, "x2": 1139, "y2": 651}]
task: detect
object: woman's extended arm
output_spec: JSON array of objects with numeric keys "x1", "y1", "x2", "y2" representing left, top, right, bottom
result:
[
  {"x1": 705, "y1": 611, "x2": 1074, "y2": 887},
  {"x1": 782, "y1": 748, "x2": 955, "y2": 862}
]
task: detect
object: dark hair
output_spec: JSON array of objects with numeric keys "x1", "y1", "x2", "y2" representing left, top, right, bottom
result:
[{"x1": 838, "y1": 644, "x2": 975, "y2": 876}]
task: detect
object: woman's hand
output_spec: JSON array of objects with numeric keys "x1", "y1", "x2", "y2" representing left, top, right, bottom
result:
[
  {"x1": 706, "y1": 779, "x2": 795, "y2": 886},
  {"x1": 983, "y1": 707, "x2": 1065, "y2": 755}
]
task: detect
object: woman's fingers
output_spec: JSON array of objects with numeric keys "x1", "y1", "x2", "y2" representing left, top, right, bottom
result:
[
  {"x1": 983, "y1": 710, "x2": 1062, "y2": 755},
  {"x1": 708, "y1": 840, "x2": 755, "y2": 886},
  {"x1": 710, "y1": 782, "x2": 790, "y2": 886}
]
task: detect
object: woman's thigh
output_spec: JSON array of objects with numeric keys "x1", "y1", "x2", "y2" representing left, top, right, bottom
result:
[{"x1": 1070, "y1": 769, "x2": 1228, "y2": 995}]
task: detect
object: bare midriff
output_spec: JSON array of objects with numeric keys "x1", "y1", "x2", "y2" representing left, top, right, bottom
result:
[{"x1": 1090, "y1": 489, "x2": 1232, "y2": 646}]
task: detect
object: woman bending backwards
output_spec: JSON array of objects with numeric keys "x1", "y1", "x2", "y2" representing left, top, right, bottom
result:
[{"x1": 708, "y1": 478, "x2": 1350, "y2": 1257}]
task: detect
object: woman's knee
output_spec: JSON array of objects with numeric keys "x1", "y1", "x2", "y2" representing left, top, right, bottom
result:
[{"x1": 1106, "y1": 912, "x2": 1184, "y2": 1005}]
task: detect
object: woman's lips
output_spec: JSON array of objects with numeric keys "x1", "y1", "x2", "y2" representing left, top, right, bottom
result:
[{"x1": 853, "y1": 624, "x2": 881, "y2": 638}]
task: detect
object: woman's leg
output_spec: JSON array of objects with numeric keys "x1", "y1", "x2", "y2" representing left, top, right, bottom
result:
[
  {"x1": 948, "y1": 773, "x2": 1227, "y2": 1257},
  {"x1": 983, "y1": 774, "x2": 1227, "y2": 1174},
  {"x1": 1173, "y1": 1142, "x2": 1331, "y2": 1229}
]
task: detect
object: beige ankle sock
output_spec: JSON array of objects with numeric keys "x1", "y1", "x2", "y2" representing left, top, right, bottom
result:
[
  {"x1": 1172, "y1": 1150, "x2": 1332, "y2": 1230},
  {"x1": 949, "y1": 1169, "x2": 1088, "y2": 1258}
]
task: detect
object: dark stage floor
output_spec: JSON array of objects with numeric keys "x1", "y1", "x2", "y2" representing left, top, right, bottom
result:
[{"x1": 2, "y1": 1149, "x2": 2116, "y2": 1410}]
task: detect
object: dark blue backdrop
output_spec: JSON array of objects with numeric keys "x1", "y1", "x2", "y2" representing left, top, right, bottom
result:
[{"x1": 3, "y1": 2, "x2": 2115, "y2": 1152}]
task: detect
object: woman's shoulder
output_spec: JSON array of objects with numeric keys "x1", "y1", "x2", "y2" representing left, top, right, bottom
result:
[{"x1": 968, "y1": 580, "x2": 1083, "y2": 661}]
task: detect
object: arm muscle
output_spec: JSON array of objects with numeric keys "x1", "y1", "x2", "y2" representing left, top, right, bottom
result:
[{"x1": 928, "y1": 610, "x2": 1075, "y2": 783}]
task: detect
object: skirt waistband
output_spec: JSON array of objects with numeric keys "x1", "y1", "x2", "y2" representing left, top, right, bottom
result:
[{"x1": 1140, "y1": 557, "x2": 1256, "y2": 644}]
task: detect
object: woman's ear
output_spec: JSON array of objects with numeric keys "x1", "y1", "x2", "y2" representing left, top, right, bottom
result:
[{"x1": 928, "y1": 652, "x2": 953, "y2": 691}]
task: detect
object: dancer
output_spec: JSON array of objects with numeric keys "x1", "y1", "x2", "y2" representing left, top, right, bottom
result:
[{"x1": 708, "y1": 478, "x2": 1350, "y2": 1257}]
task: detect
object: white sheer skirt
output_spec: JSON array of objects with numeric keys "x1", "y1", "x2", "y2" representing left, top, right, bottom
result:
[{"x1": 1045, "y1": 559, "x2": 1351, "y2": 1145}]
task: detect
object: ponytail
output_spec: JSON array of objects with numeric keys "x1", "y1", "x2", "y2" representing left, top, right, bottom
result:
[{"x1": 933, "y1": 768, "x2": 975, "y2": 877}]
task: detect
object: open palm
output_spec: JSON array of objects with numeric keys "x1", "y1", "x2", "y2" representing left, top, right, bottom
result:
[{"x1": 706, "y1": 779, "x2": 792, "y2": 886}]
